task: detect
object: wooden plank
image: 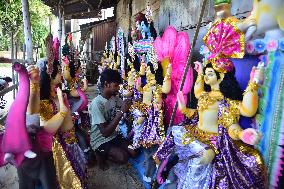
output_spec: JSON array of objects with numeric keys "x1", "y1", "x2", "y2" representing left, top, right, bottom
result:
[
  {"x1": 0, "y1": 57, "x2": 12, "y2": 63},
  {"x1": 0, "y1": 58, "x2": 26, "y2": 64},
  {"x1": 0, "y1": 84, "x2": 18, "y2": 97},
  {"x1": 91, "y1": 20, "x2": 116, "y2": 51}
]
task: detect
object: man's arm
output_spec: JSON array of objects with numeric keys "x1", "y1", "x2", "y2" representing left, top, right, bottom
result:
[
  {"x1": 98, "y1": 111, "x2": 124, "y2": 137},
  {"x1": 91, "y1": 98, "x2": 131, "y2": 137}
]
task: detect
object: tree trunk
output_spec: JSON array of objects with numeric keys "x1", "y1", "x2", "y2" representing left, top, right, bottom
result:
[
  {"x1": 62, "y1": 12, "x2": 66, "y2": 45},
  {"x1": 11, "y1": 32, "x2": 16, "y2": 99},
  {"x1": 21, "y1": 0, "x2": 33, "y2": 64},
  {"x1": 58, "y1": 5, "x2": 63, "y2": 63}
]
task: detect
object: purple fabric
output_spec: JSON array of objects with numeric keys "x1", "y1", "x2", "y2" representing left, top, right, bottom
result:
[
  {"x1": 133, "y1": 87, "x2": 141, "y2": 100},
  {"x1": 157, "y1": 99, "x2": 266, "y2": 188},
  {"x1": 58, "y1": 131, "x2": 87, "y2": 188},
  {"x1": 76, "y1": 88, "x2": 88, "y2": 112},
  {"x1": 153, "y1": 133, "x2": 174, "y2": 163},
  {"x1": 154, "y1": 116, "x2": 199, "y2": 163},
  {"x1": 211, "y1": 127, "x2": 266, "y2": 188},
  {"x1": 209, "y1": 99, "x2": 266, "y2": 189},
  {"x1": 140, "y1": 107, "x2": 163, "y2": 146}
]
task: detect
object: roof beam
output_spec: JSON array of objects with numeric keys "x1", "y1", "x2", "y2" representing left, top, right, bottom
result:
[
  {"x1": 64, "y1": 10, "x2": 100, "y2": 19},
  {"x1": 62, "y1": 0, "x2": 94, "y2": 10},
  {"x1": 63, "y1": 0, "x2": 81, "y2": 6},
  {"x1": 98, "y1": 0, "x2": 103, "y2": 8},
  {"x1": 82, "y1": 0, "x2": 94, "y2": 10}
]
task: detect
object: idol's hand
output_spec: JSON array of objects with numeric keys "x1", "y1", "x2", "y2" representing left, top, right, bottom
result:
[
  {"x1": 27, "y1": 65, "x2": 39, "y2": 83},
  {"x1": 135, "y1": 77, "x2": 141, "y2": 90},
  {"x1": 238, "y1": 17, "x2": 257, "y2": 32},
  {"x1": 253, "y1": 62, "x2": 265, "y2": 84},
  {"x1": 166, "y1": 63, "x2": 172, "y2": 76},
  {"x1": 62, "y1": 56, "x2": 69, "y2": 65},
  {"x1": 177, "y1": 91, "x2": 186, "y2": 111},
  {"x1": 121, "y1": 99, "x2": 132, "y2": 113},
  {"x1": 136, "y1": 116, "x2": 145, "y2": 125},
  {"x1": 194, "y1": 61, "x2": 203, "y2": 74},
  {"x1": 240, "y1": 128, "x2": 262, "y2": 145},
  {"x1": 199, "y1": 148, "x2": 215, "y2": 164},
  {"x1": 57, "y1": 88, "x2": 69, "y2": 113}
]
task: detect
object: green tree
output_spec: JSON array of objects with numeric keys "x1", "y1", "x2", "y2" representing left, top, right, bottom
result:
[
  {"x1": 0, "y1": 0, "x2": 52, "y2": 52},
  {"x1": 0, "y1": 0, "x2": 23, "y2": 51}
]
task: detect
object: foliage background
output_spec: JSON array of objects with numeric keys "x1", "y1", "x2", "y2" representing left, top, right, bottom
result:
[{"x1": 0, "y1": 0, "x2": 53, "y2": 55}]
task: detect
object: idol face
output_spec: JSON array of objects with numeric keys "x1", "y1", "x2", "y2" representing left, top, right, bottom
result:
[{"x1": 204, "y1": 67, "x2": 219, "y2": 86}]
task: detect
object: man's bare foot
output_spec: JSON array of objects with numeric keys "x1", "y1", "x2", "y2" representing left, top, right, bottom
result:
[{"x1": 4, "y1": 153, "x2": 15, "y2": 164}]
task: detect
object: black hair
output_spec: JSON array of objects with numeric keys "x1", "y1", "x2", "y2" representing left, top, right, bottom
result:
[
  {"x1": 69, "y1": 60, "x2": 76, "y2": 78},
  {"x1": 204, "y1": 63, "x2": 243, "y2": 101},
  {"x1": 140, "y1": 15, "x2": 157, "y2": 40},
  {"x1": 147, "y1": 62, "x2": 164, "y2": 85},
  {"x1": 133, "y1": 54, "x2": 141, "y2": 72},
  {"x1": 40, "y1": 59, "x2": 61, "y2": 100},
  {"x1": 0, "y1": 77, "x2": 12, "y2": 83},
  {"x1": 69, "y1": 59, "x2": 81, "y2": 78},
  {"x1": 149, "y1": 22, "x2": 157, "y2": 39},
  {"x1": 114, "y1": 51, "x2": 118, "y2": 63},
  {"x1": 100, "y1": 68, "x2": 122, "y2": 89}
]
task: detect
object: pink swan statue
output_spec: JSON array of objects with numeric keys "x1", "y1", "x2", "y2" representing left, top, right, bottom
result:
[{"x1": 0, "y1": 62, "x2": 36, "y2": 167}]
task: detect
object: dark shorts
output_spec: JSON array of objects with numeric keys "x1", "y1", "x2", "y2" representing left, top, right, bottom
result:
[
  {"x1": 95, "y1": 136, "x2": 127, "y2": 158},
  {"x1": 17, "y1": 151, "x2": 58, "y2": 189}
]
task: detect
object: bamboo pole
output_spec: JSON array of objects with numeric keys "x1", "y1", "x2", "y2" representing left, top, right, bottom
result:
[
  {"x1": 62, "y1": 10, "x2": 66, "y2": 46},
  {"x1": 15, "y1": 43, "x2": 19, "y2": 93},
  {"x1": 0, "y1": 84, "x2": 18, "y2": 97},
  {"x1": 58, "y1": 1, "x2": 63, "y2": 64},
  {"x1": 10, "y1": 32, "x2": 16, "y2": 99},
  {"x1": 168, "y1": 0, "x2": 208, "y2": 128},
  {"x1": 21, "y1": 0, "x2": 33, "y2": 64}
]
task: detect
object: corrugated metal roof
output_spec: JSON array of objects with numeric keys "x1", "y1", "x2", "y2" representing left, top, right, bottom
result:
[{"x1": 41, "y1": 0, "x2": 119, "y2": 19}]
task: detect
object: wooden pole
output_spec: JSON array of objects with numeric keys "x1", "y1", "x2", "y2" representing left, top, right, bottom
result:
[
  {"x1": 58, "y1": 2, "x2": 63, "y2": 64},
  {"x1": 49, "y1": 16, "x2": 52, "y2": 33},
  {"x1": 128, "y1": 0, "x2": 133, "y2": 41},
  {"x1": 15, "y1": 43, "x2": 19, "y2": 93},
  {"x1": 11, "y1": 32, "x2": 16, "y2": 99},
  {"x1": 21, "y1": 0, "x2": 33, "y2": 64},
  {"x1": 0, "y1": 84, "x2": 18, "y2": 97},
  {"x1": 62, "y1": 10, "x2": 66, "y2": 46},
  {"x1": 23, "y1": 44, "x2": 26, "y2": 61},
  {"x1": 168, "y1": 0, "x2": 208, "y2": 128}
]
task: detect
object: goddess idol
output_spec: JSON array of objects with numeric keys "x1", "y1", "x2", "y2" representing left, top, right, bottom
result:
[
  {"x1": 154, "y1": 1, "x2": 267, "y2": 188},
  {"x1": 35, "y1": 34, "x2": 87, "y2": 188}
]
